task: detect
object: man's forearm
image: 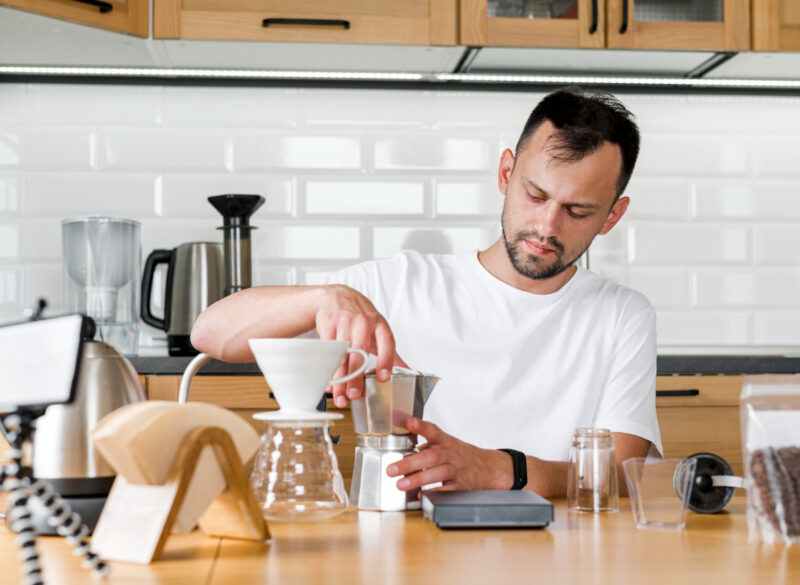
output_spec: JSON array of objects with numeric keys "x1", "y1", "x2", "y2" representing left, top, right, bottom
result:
[{"x1": 190, "y1": 285, "x2": 326, "y2": 362}]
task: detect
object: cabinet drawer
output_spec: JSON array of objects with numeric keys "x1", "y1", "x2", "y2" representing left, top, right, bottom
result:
[
  {"x1": 154, "y1": 0, "x2": 457, "y2": 45},
  {"x1": 656, "y1": 375, "x2": 743, "y2": 476}
]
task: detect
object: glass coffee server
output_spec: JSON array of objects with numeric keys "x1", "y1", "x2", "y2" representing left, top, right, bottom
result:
[{"x1": 461, "y1": 1, "x2": 749, "y2": 51}]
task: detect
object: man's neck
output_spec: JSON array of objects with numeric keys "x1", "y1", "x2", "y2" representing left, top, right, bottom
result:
[{"x1": 477, "y1": 239, "x2": 577, "y2": 295}]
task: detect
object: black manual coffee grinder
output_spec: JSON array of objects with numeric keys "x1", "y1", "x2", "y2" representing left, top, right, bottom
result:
[
  {"x1": 208, "y1": 194, "x2": 265, "y2": 297},
  {"x1": 674, "y1": 452, "x2": 747, "y2": 513}
]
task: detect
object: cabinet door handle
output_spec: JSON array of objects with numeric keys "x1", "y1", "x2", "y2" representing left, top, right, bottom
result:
[
  {"x1": 69, "y1": 0, "x2": 113, "y2": 13},
  {"x1": 589, "y1": 0, "x2": 598, "y2": 34},
  {"x1": 656, "y1": 389, "x2": 700, "y2": 397},
  {"x1": 262, "y1": 18, "x2": 350, "y2": 30},
  {"x1": 619, "y1": 0, "x2": 629, "y2": 34}
]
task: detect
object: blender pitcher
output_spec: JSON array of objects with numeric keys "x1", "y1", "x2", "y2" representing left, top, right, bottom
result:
[{"x1": 62, "y1": 217, "x2": 142, "y2": 356}]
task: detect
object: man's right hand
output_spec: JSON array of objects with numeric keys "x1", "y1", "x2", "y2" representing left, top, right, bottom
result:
[{"x1": 315, "y1": 284, "x2": 408, "y2": 407}]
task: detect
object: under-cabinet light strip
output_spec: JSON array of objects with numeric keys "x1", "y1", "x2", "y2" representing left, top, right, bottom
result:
[
  {"x1": 1, "y1": 66, "x2": 800, "y2": 89},
  {"x1": 434, "y1": 72, "x2": 800, "y2": 89},
  {"x1": 0, "y1": 66, "x2": 426, "y2": 81}
]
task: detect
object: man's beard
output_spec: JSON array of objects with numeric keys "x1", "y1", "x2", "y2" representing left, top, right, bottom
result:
[{"x1": 501, "y1": 216, "x2": 587, "y2": 281}]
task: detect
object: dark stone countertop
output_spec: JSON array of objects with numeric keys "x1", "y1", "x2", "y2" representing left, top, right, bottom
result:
[{"x1": 129, "y1": 355, "x2": 800, "y2": 376}]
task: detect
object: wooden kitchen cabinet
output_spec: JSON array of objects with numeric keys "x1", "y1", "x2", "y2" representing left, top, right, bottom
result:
[
  {"x1": 145, "y1": 372, "x2": 747, "y2": 488},
  {"x1": 656, "y1": 375, "x2": 743, "y2": 476},
  {"x1": 460, "y1": 0, "x2": 749, "y2": 51},
  {"x1": 752, "y1": 0, "x2": 800, "y2": 51},
  {"x1": 153, "y1": 0, "x2": 458, "y2": 46},
  {"x1": 0, "y1": 0, "x2": 149, "y2": 37},
  {"x1": 606, "y1": 0, "x2": 749, "y2": 51},
  {"x1": 460, "y1": 0, "x2": 605, "y2": 48}
]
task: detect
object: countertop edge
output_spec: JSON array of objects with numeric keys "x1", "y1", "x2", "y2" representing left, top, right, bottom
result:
[{"x1": 129, "y1": 356, "x2": 800, "y2": 376}]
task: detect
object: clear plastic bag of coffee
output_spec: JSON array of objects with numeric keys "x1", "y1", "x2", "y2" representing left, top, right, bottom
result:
[{"x1": 741, "y1": 375, "x2": 800, "y2": 544}]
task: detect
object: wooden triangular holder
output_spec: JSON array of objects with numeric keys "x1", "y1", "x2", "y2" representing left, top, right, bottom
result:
[{"x1": 91, "y1": 425, "x2": 269, "y2": 564}]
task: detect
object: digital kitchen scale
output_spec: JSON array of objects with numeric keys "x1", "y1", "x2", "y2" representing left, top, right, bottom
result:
[{"x1": 422, "y1": 490, "x2": 554, "y2": 529}]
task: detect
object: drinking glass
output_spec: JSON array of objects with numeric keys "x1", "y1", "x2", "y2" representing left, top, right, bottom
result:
[
  {"x1": 567, "y1": 428, "x2": 619, "y2": 513},
  {"x1": 623, "y1": 457, "x2": 696, "y2": 530}
]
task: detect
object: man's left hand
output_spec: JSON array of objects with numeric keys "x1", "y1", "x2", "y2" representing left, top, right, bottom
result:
[{"x1": 385, "y1": 418, "x2": 512, "y2": 492}]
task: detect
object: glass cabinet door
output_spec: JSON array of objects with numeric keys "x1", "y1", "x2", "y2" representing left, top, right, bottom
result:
[
  {"x1": 606, "y1": 0, "x2": 750, "y2": 50},
  {"x1": 460, "y1": 0, "x2": 605, "y2": 48}
]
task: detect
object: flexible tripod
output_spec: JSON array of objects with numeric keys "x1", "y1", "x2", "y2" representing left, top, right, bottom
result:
[{"x1": 1, "y1": 410, "x2": 109, "y2": 585}]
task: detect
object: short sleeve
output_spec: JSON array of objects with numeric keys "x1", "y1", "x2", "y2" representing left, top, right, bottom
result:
[{"x1": 593, "y1": 296, "x2": 663, "y2": 456}]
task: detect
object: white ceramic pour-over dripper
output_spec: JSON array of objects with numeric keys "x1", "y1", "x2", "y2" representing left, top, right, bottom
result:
[{"x1": 248, "y1": 338, "x2": 368, "y2": 421}]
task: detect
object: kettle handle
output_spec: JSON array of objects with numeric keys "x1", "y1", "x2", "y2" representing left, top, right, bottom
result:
[
  {"x1": 178, "y1": 353, "x2": 211, "y2": 404},
  {"x1": 140, "y1": 249, "x2": 173, "y2": 330}
]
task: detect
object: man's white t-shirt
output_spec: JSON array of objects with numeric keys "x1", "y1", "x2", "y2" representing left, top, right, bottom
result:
[{"x1": 325, "y1": 249, "x2": 662, "y2": 461}]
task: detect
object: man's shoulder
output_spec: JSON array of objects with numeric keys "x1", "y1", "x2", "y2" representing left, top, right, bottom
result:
[
  {"x1": 576, "y1": 269, "x2": 655, "y2": 317},
  {"x1": 327, "y1": 249, "x2": 471, "y2": 285}
]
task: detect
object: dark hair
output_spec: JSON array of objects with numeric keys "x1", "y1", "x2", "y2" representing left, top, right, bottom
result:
[{"x1": 515, "y1": 87, "x2": 640, "y2": 198}]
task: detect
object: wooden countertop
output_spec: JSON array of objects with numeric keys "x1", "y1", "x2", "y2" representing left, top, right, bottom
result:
[{"x1": 3, "y1": 498, "x2": 798, "y2": 585}]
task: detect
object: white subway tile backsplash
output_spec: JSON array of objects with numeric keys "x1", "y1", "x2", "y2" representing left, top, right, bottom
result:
[
  {"x1": 372, "y1": 225, "x2": 498, "y2": 258},
  {"x1": 253, "y1": 265, "x2": 295, "y2": 286},
  {"x1": 657, "y1": 311, "x2": 752, "y2": 345},
  {"x1": 435, "y1": 181, "x2": 503, "y2": 217},
  {"x1": 0, "y1": 223, "x2": 19, "y2": 257},
  {"x1": 0, "y1": 266, "x2": 21, "y2": 308},
  {"x1": 635, "y1": 135, "x2": 750, "y2": 177},
  {"x1": 4, "y1": 84, "x2": 800, "y2": 349},
  {"x1": 253, "y1": 224, "x2": 361, "y2": 260},
  {"x1": 628, "y1": 223, "x2": 750, "y2": 265},
  {"x1": 430, "y1": 92, "x2": 538, "y2": 131},
  {"x1": 374, "y1": 135, "x2": 493, "y2": 171},
  {"x1": 755, "y1": 138, "x2": 800, "y2": 178},
  {"x1": 0, "y1": 174, "x2": 20, "y2": 213},
  {"x1": 754, "y1": 312, "x2": 800, "y2": 346},
  {"x1": 26, "y1": 173, "x2": 157, "y2": 217},
  {"x1": 627, "y1": 268, "x2": 689, "y2": 309},
  {"x1": 303, "y1": 89, "x2": 429, "y2": 128},
  {"x1": 300, "y1": 267, "x2": 350, "y2": 285},
  {"x1": 632, "y1": 95, "x2": 800, "y2": 134},
  {"x1": 305, "y1": 180, "x2": 424, "y2": 216},
  {"x1": 0, "y1": 219, "x2": 62, "y2": 260},
  {"x1": 27, "y1": 84, "x2": 162, "y2": 126},
  {"x1": 23, "y1": 263, "x2": 61, "y2": 312},
  {"x1": 141, "y1": 220, "x2": 221, "y2": 253},
  {"x1": 164, "y1": 87, "x2": 299, "y2": 127},
  {"x1": 20, "y1": 129, "x2": 94, "y2": 170},
  {"x1": 0, "y1": 85, "x2": 25, "y2": 125},
  {"x1": 0, "y1": 132, "x2": 20, "y2": 167},
  {"x1": 624, "y1": 178, "x2": 689, "y2": 220},
  {"x1": 235, "y1": 133, "x2": 361, "y2": 171},
  {"x1": 691, "y1": 181, "x2": 800, "y2": 220},
  {"x1": 693, "y1": 268, "x2": 800, "y2": 308},
  {"x1": 754, "y1": 225, "x2": 800, "y2": 265},
  {"x1": 160, "y1": 175, "x2": 294, "y2": 218},
  {"x1": 101, "y1": 130, "x2": 230, "y2": 171}
]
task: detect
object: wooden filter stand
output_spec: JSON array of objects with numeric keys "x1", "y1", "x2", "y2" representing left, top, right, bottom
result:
[{"x1": 91, "y1": 425, "x2": 269, "y2": 564}]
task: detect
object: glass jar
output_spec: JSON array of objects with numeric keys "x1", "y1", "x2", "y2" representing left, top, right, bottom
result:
[
  {"x1": 567, "y1": 428, "x2": 619, "y2": 513},
  {"x1": 250, "y1": 420, "x2": 348, "y2": 522}
]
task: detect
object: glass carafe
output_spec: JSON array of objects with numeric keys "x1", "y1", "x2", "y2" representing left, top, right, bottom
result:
[{"x1": 251, "y1": 420, "x2": 348, "y2": 522}]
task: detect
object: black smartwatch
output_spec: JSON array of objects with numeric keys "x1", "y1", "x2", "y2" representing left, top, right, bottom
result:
[{"x1": 499, "y1": 448, "x2": 528, "y2": 490}]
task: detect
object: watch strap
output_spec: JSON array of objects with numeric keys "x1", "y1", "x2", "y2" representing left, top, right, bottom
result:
[{"x1": 499, "y1": 448, "x2": 528, "y2": 490}]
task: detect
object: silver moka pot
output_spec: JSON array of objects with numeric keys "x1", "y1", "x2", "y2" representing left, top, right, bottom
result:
[
  {"x1": 349, "y1": 369, "x2": 439, "y2": 511},
  {"x1": 3, "y1": 317, "x2": 145, "y2": 533}
]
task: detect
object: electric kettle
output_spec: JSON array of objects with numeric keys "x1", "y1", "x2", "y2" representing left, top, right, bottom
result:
[{"x1": 140, "y1": 242, "x2": 225, "y2": 356}]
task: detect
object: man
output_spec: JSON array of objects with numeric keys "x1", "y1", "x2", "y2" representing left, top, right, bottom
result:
[{"x1": 191, "y1": 87, "x2": 661, "y2": 497}]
